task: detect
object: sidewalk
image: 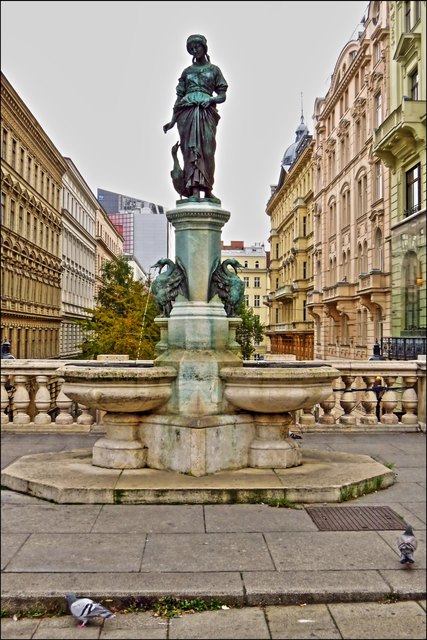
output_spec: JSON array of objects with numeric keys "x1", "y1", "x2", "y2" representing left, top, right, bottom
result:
[{"x1": 1, "y1": 431, "x2": 425, "y2": 638}]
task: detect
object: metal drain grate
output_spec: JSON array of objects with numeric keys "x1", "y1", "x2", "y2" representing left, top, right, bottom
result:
[{"x1": 305, "y1": 506, "x2": 407, "y2": 531}]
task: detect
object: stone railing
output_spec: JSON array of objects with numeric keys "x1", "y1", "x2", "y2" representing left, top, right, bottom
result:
[
  {"x1": 1, "y1": 358, "x2": 425, "y2": 433},
  {"x1": 297, "y1": 359, "x2": 426, "y2": 433}
]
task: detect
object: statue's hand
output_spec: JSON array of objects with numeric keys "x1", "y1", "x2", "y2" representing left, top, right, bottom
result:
[
  {"x1": 163, "y1": 122, "x2": 174, "y2": 133},
  {"x1": 200, "y1": 98, "x2": 213, "y2": 109}
]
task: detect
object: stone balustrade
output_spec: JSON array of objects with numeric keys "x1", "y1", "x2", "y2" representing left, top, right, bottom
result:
[{"x1": 1, "y1": 358, "x2": 425, "y2": 433}]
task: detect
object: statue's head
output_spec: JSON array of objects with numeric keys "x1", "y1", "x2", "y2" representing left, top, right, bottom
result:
[{"x1": 186, "y1": 34, "x2": 209, "y2": 61}]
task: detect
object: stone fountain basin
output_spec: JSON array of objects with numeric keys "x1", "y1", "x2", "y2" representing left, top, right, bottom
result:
[
  {"x1": 220, "y1": 363, "x2": 340, "y2": 413},
  {"x1": 57, "y1": 364, "x2": 177, "y2": 413}
]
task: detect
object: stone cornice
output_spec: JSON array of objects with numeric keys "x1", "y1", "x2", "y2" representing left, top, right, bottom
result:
[{"x1": 1, "y1": 73, "x2": 67, "y2": 180}]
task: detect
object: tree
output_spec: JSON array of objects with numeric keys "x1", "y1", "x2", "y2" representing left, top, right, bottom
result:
[
  {"x1": 235, "y1": 301, "x2": 265, "y2": 360},
  {"x1": 77, "y1": 256, "x2": 160, "y2": 360}
]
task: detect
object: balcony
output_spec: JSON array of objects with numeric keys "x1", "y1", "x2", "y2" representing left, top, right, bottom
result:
[
  {"x1": 358, "y1": 270, "x2": 391, "y2": 294},
  {"x1": 275, "y1": 285, "x2": 294, "y2": 301},
  {"x1": 322, "y1": 281, "x2": 356, "y2": 301},
  {"x1": 1, "y1": 358, "x2": 425, "y2": 434},
  {"x1": 373, "y1": 99, "x2": 426, "y2": 170}
]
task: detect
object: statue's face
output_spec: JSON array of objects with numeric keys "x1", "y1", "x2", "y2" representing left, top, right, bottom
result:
[{"x1": 188, "y1": 40, "x2": 206, "y2": 59}]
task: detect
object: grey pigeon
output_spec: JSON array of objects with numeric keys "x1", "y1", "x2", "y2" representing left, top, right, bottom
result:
[
  {"x1": 397, "y1": 525, "x2": 417, "y2": 565},
  {"x1": 65, "y1": 592, "x2": 116, "y2": 627}
]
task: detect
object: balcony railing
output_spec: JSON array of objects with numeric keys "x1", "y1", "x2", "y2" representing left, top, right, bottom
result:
[
  {"x1": 1, "y1": 358, "x2": 425, "y2": 433},
  {"x1": 381, "y1": 337, "x2": 426, "y2": 361}
]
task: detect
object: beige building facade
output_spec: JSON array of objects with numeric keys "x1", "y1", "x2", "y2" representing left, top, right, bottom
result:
[
  {"x1": 307, "y1": 0, "x2": 392, "y2": 361},
  {"x1": 374, "y1": 0, "x2": 426, "y2": 352},
  {"x1": 1, "y1": 72, "x2": 67, "y2": 358}
]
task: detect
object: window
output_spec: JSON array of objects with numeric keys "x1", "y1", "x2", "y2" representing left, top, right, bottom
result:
[
  {"x1": 375, "y1": 162, "x2": 383, "y2": 200},
  {"x1": 405, "y1": 1, "x2": 411, "y2": 31},
  {"x1": 374, "y1": 228, "x2": 383, "y2": 270},
  {"x1": 341, "y1": 187, "x2": 351, "y2": 227},
  {"x1": 254, "y1": 295, "x2": 260, "y2": 307},
  {"x1": 405, "y1": 164, "x2": 421, "y2": 216},
  {"x1": 1, "y1": 192, "x2": 5, "y2": 225},
  {"x1": 10, "y1": 199, "x2": 15, "y2": 230},
  {"x1": 302, "y1": 216, "x2": 307, "y2": 236},
  {"x1": 403, "y1": 251, "x2": 421, "y2": 330},
  {"x1": 1, "y1": 129, "x2": 7, "y2": 160},
  {"x1": 243, "y1": 276, "x2": 249, "y2": 287},
  {"x1": 255, "y1": 261, "x2": 259, "y2": 269},
  {"x1": 375, "y1": 93, "x2": 382, "y2": 128},
  {"x1": 410, "y1": 69, "x2": 419, "y2": 100},
  {"x1": 254, "y1": 276, "x2": 260, "y2": 288},
  {"x1": 414, "y1": 1, "x2": 421, "y2": 22},
  {"x1": 303, "y1": 261, "x2": 307, "y2": 279},
  {"x1": 275, "y1": 278, "x2": 279, "y2": 289},
  {"x1": 244, "y1": 295, "x2": 249, "y2": 308},
  {"x1": 11, "y1": 139, "x2": 17, "y2": 168}
]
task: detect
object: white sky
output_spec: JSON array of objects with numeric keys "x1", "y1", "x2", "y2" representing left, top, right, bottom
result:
[{"x1": 1, "y1": 0, "x2": 368, "y2": 247}]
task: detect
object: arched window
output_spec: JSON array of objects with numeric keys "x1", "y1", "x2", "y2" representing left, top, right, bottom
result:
[
  {"x1": 403, "y1": 251, "x2": 421, "y2": 330},
  {"x1": 374, "y1": 228, "x2": 383, "y2": 270}
]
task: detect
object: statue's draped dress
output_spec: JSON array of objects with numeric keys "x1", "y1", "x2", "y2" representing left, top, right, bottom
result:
[{"x1": 173, "y1": 63, "x2": 228, "y2": 194}]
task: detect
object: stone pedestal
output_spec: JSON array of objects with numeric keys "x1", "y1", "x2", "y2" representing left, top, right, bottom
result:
[
  {"x1": 248, "y1": 414, "x2": 303, "y2": 469},
  {"x1": 139, "y1": 413, "x2": 255, "y2": 477},
  {"x1": 93, "y1": 413, "x2": 147, "y2": 469}
]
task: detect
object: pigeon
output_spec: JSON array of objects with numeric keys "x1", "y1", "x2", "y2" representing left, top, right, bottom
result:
[
  {"x1": 397, "y1": 525, "x2": 417, "y2": 565},
  {"x1": 289, "y1": 431, "x2": 303, "y2": 440},
  {"x1": 65, "y1": 592, "x2": 116, "y2": 627}
]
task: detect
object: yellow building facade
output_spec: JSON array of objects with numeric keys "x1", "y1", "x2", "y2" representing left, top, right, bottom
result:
[
  {"x1": 221, "y1": 241, "x2": 270, "y2": 358},
  {"x1": 266, "y1": 124, "x2": 315, "y2": 360},
  {"x1": 1, "y1": 72, "x2": 67, "y2": 358}
]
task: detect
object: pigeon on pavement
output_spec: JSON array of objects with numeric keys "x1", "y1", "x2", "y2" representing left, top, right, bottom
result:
[
  {"x1": 289, "y1": 431, "x2": 303, "y2": 440},
  {"x1": 65, "y1": 593, "x2": 116, "y2": 627},
  {"x1": 397, "y1": 525, "x2": 417, "y2": 565}
]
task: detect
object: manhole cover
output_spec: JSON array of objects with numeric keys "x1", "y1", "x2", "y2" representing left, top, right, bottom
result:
[{"x1": 305, "y1": 506, "x2": 407, "y2": 531}]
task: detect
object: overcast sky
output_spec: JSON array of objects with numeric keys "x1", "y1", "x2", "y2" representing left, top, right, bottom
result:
[{"x1": 1, "y1": 0, "x2": 368, "y2": 247}]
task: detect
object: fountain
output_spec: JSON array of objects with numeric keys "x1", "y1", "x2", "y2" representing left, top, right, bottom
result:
[
  {"x1": 1, "y1": 35, "x2": 396, "y2": 503},
  {"x1": 57, "y1": 198, "x2": 339, "y2": 478}
]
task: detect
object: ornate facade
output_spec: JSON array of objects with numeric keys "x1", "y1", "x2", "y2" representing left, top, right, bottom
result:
[
  {"x1": 307, "y1": 1, "x2": 392, "y2": 360},
  {"x1": 374, "y1": 0, "x2": 426, "y2": 340},
  {"x1": 1, "y1": 72, "x2": 67, "y2": 358},
  {"x1": 60, "y1": 158, "x2": 97, "y2": 358},
  {"x1": 265, "y1": 118, "x2": 315, "y2": 360}
]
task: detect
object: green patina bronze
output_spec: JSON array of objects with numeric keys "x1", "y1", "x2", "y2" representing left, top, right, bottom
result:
[
  {"x1": 163, "y1": 34, "x2": 228, "y2": 203},
  {"x1": 151, "y1": 257, "x2": 189, "y2": 317},
  {"x1": 208, "y1": 257, "x2": 245, "y2": 317}
]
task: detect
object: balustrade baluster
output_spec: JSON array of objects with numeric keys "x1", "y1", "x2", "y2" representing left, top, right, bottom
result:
[
  {"x1": 319, "y1": 393, "x2": 336, "y2": 424},
  {"x1": 339, "y1": 375, "x2": 357, "y2": 425},
  {"x1": 76, "y1": 403, "x2": 94, "y2": 427},
  {"x1": 1, "y1": 374, "x2": 10, "y2": 426},
  {"x1": 34, "y1": 375, "x2": 52, "y2": 426},
  {"x1": 299, "y1": 407, "x2": 315, "y2": 426},
  {"x1": 360, "y1": 375, "x2": 379, "y2": 425},
  {"x1": 54, "y1": 378, "x2": 74, "y2": 426},
  {"x1": 12, "y1": 375, "x2": 31, "y2": 425},
  {"x1": 380, "y1": 376, "x2": 399, "y2": 424},
  {"x1": 401, "y1": 376, "x2": 418, "y2": 425}
]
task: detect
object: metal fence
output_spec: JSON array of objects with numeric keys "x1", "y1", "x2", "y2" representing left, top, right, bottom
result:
[{"x1": 381, "y1": 336, "x2": 426, "y2": 361}]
